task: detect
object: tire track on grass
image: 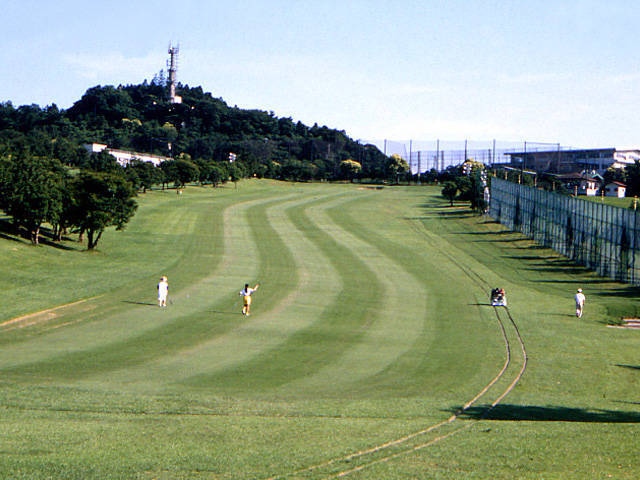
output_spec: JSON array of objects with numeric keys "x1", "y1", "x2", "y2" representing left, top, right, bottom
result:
[
  {"x1": 270, "y1": 198, "x2": 528, "y2": 479},
  {"x1": 321, "y1": 306, "x2": 527, "y2": 479}
]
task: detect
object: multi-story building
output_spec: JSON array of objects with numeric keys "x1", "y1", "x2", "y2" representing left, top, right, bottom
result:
[{"x1": 506, "y1": 148, "x2": 640, "y2": 174}]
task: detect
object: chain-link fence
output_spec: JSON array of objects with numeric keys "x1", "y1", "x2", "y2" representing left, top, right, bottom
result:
[
  {"x1": 490, "y1": 177, "x2": 640, "y2": 285},
  {"x1": 365, "y1": 140, "x2": 567, "y2": 173}
]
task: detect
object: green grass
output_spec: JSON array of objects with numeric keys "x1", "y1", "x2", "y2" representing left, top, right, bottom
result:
[
  {"x1": 0, "y1": 180, "x2": 638, "y2": 479},
  {"x1": 582, "y1": 194, "x2": 636, "y2": 209}
]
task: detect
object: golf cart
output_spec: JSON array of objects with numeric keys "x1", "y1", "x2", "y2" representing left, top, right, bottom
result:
[{"x1": 490, "y1": 288, "x2": 507, "y2": 307}]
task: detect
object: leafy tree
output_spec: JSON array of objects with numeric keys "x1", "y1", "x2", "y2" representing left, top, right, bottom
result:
[
  {"x1": 71, "y1": 171, "x2": 138, "y2": 249},
  {"x1": 160, "y1": 159, "x2": 179, "y2": 188},
  {"x1": 603, "y1": 166, "x2": 626, "y2": 186},
  {"x1": 3, "y1": 152, "x2": 64, "y2": 244},
  {"x1": 387, "y1": 154, "x2": 410, "y2": 183},
  {"x1": 53, "y1": 178, "x2": 78, "y2": 241},
  {"x1": 455, "y1": 175, "x2": 473, "y2": 201},
  {"x1": 623, "y1": 160, "x2": 640, "y2": 197},
  {"x1": 423, "y1": 168, "x2": 439, "y2": 184},
  {"x1": 88, "y1": 150, "x2": 123, "y2": 173},
  {"x1": 208, "y1": 164, "x2": 227, "y2": 187},
  {"x1": 125, "y1": 159, "x2": 163, "y2": 192},
  {"x1": 279, "y1": 158, "x2": 317, "y2": 181},
  {"x1": 174, "y1": 157, "x2": 200, "y2": 187},
  {"x1": 441, "y1": 181, "x2": 458, "y2": 206},
  {"x1": 469, "y1": 169, "x2": 489, "y2": 213},
  {"x1": 453, "y1": 160, "x2": 490, "y2": 212},
  {"x1": 0, "y1": 155, "x2": 11, "y2": 210},
  {"x1": 339, "y1": 159, "x2": 362, "y2": 181},
  {"x1": 227, "y1": 162, "x2": 244, "y2": 185}
]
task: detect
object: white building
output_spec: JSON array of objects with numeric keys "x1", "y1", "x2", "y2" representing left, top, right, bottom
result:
[
  {"x1": 555, "y1": 172, "x2": 603, "y2": 196},
  {"x1": 83, "y1": 143, "x2": 169, "y2": 167},
  {"x1": 604, "y1": 181, "x2": 627, "y2": 198}
]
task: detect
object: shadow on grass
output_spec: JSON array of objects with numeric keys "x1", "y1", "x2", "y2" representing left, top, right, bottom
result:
[
  {"x1": 503, "y1": 254, "x2": 553, "y2": 261},
  {"x1": 463, "y1": 230, "x2": 524, "y2": 237},
  {"x1": 0, "y1": 218, "x2": 28, "y2": 244},
  {"x1": 437, "y1": 209, "x2": 476, "y2": 219},
  {"x1": 0, "y1": 218, "x2": 80, "y2": 251},
  {"x1": 591, "y1": 285, "x2": 640, "y2": 298},
  {"x1": 538, "y1": 312, "x2": 576, "y2": 318},
  {"x1": 121, "y1": 300, "x2": 158, "y2": 307},
  {"x1": 532, "y1": 278, "x2": 611, "y2": 286},
  {"x1": 616, "y1": 364, "x2": 640, "y2": 371},
  {"x1": 524, "y1": 266, "x2": 594, "y2": 276},
  {"x1": 454, "y1": 404, "x2": 640, "y2": 423}
]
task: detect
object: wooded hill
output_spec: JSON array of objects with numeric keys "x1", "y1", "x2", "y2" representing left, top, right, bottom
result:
[{"x1": 0, "y1": 80, "x2": 397, "y2": 182}]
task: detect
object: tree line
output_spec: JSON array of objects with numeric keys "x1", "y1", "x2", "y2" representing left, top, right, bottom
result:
[
  {"x1": 0, "y1": 150, "x2": 137, "y2": 249},
  {"x1": 0, "y1": 79, "x2": 413, "y2": 248},
  {"x1": 0, "y1": 80, "x2": 404, "y2": 183}
]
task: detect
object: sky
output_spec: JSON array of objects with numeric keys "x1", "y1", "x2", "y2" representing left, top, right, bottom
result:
[{"x1": 3, "y1": 0, "x2": 640, "y2": 151}]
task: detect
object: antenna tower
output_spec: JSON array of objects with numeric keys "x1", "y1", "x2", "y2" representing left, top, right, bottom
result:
[{"x1": 167, "y1": 43, "x2": 182, "y2": 104}]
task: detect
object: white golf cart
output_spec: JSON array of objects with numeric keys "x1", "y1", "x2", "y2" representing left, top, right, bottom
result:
[{"x1": 490, "y1": 288, "x2": 507, "y2": 307}]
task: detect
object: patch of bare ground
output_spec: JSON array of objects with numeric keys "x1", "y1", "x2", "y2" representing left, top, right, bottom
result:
[{"x1": 0, "y1": 299, "x2": 93, "y2": 331}]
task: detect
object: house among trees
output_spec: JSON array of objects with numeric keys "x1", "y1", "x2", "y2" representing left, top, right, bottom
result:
[
  {"x1": 553, "y1": 172, "x2": 604, "y2": 196},
  {"x1": 604, "y1": 181, "x2": 627, "y2": 198},
  {"x1": 83, "y1": 143, "x2": 169, "y2": 167}
]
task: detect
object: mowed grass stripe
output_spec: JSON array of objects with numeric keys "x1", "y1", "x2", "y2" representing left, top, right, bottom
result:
[
  {"x1": 321, "y1": 188, "x2": 507, "y2": 400},
  {"x1": 182, "y1": 187, "x2": 386, "y2": 395},
  {"x1": 0, "y1": 188, "x2": 215, "y2": 328},
  {"x1": 0, "y1": 187, "x2": 287, "y2": 381},
  {"x1": 0, "y1": 197, "x2": 207, "y2": 364},
  {"x1": 276, "y1": 191, "x2": 429, "y2": 397},
  {"x1": 0, "y1": 191, "x2": 200, "y2": 341},
  {"x1": 176, "y1": 188, "x2": 350, "y2": 388},
  {"x1": 101, "y1": 191, "x2": 321, "y2": 390}
]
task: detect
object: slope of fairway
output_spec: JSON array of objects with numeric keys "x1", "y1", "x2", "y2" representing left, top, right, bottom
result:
[{"x1": 0, "y1": 180, "x2": 638, "y2": 479}]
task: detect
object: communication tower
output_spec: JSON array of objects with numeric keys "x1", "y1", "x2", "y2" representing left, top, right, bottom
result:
[{"x1": 168, "y1": 43, "x2": 182, "y2": 104}]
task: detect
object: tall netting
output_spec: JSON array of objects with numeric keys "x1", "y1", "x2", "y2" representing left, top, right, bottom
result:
[
  {"x1": 490, "y1": 177, "x2": 640, "y2": 285},
  {"x1": 365, "y1": 140, "x2": 526, "y2": 173}
]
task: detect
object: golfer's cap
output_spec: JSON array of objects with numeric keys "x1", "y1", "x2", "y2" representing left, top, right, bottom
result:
[{"x1": 577, "y1": 288, "x2": 582, "y2": 292}]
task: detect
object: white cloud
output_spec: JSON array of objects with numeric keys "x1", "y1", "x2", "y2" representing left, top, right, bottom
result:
[{"x1": 62, "y1": 51, "x2": 164, "y2": 82}]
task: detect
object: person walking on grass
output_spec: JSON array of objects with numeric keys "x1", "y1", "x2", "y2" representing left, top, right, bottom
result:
[
  {"x1": 575, "y1": 288, "x2": 585, "y2": 318},
  {"x1": 157, "y1": 276, "x2": 169, "y2": 307},
  {"x1": 240, "y1": 283, "x2": 259, "y2": 316}
]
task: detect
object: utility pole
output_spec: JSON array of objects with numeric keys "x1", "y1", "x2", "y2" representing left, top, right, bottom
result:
[{"x1": 409, "y1": 140, "x2": 413, "y2": 180}]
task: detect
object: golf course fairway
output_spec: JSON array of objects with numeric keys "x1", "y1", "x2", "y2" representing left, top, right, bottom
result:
[{"x1": 1, "y1": 180, "x2": 638, "y2": 479}]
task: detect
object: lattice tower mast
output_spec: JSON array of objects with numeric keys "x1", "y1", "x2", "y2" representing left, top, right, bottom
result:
[{"x1": 168, "y1": 43, "x2": 182, "y2": 103}]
